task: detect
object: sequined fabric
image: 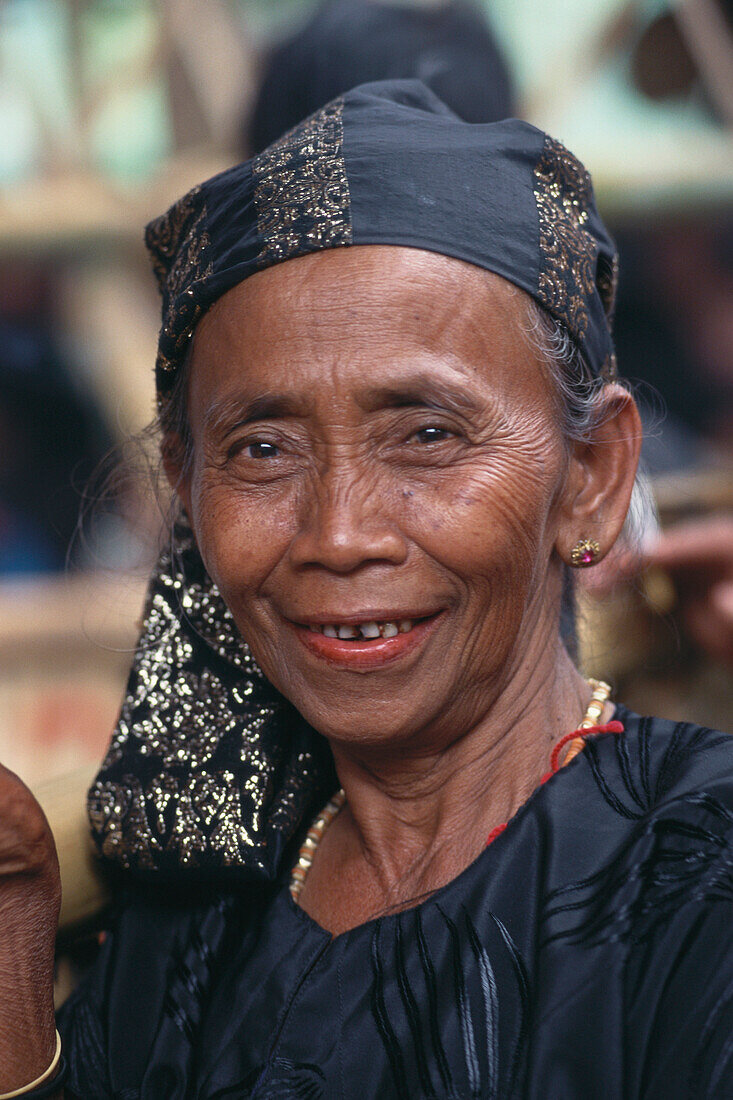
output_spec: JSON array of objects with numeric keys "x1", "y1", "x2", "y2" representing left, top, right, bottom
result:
[
  {"x1": 145, "y1": 186, "x2": 214, "y2": 394},
  {"x1": 253, "y1": 98, "x2": 352, "y2": 266},
  {"x1": 88, "y1": 517, "x2": 336, "y2": 878},
  {"x1": 533, "y1": 135, "x2": 598, "y2": 346}
]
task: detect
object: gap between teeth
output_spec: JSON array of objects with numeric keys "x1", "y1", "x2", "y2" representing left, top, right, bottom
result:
[{"x1": 311, "y1": 620, "x2": 414, "y2": 639}]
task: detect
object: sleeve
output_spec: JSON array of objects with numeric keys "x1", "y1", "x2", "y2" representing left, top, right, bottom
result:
[
  {"x1": 57, "y1": 930, "x2": 117, "y2": 1099},
  {"x1": 56, "y1": 888, "x2": 193, "y2": 1099},
  {"x1": 56, "y1": 883, "x2": 235, "y2": 1098},
  {"x1": 621, "y1": 732, "x2": 733, "y2": 1100}
]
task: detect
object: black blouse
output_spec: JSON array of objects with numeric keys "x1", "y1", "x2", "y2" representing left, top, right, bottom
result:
[{"x1": 58, "y1": 707, "x2": 733, "y2": 1098}]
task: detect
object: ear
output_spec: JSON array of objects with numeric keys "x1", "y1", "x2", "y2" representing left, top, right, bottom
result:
[
  {"x1": 161, "y1": 432, "x2": 193, "y2": 520},
  {"x1": 555, "y1": 384, "x2": 642, "y2": 565}
]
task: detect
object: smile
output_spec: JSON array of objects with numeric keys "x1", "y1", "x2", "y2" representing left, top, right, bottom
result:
[
  {"x1": 290, "y1": 611, "x2": 442, "y2": 669},
  {"x1": 308, "y1": 618, "x2": 419, "y2": 640}
]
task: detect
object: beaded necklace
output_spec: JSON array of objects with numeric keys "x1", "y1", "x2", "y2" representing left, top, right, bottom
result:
[{"x1": 289, "y1": 679, "x2": 617, "y2": 902}]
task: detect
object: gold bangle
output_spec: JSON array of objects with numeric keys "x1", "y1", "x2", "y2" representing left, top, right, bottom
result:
[{"x1": 0, "y1": 1030, "x2": 62, "y2": 1099}]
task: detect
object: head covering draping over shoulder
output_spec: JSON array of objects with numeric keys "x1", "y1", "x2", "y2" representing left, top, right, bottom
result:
[
  {"x1": 88, "y1": 81, "x2": 620, "y2": 883},
  {"x1": 147, "y1": 79, "x2": 618, "y2": 408}
]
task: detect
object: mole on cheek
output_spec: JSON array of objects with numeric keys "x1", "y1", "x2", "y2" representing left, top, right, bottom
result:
[{"x1": 402, "y1": 489, "x2": 414, "y2": 499}]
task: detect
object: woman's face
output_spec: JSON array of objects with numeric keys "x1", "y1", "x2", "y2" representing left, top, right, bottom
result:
[{"x1": 179, "y1": 247, "x2": 573, "y2": 754}]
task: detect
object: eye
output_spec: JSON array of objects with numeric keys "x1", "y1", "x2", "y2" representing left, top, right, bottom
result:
[
  {"x1": 413, "y1": 426, "x2": 453, "y2": 445},
  {"x1": 244, "y1": 441, "x2": 280, "y2": 459}
]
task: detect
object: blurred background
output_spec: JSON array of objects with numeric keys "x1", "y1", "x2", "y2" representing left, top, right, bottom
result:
[{"x1": 1, "y1": 0, "x2": 732, "y2": 790}]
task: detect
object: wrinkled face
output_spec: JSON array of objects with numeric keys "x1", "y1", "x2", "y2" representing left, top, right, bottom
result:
[{"x1": 179, "y1": 247, "x2": 571, "y2": 754}]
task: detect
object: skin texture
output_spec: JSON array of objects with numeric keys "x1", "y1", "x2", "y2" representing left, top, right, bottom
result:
[
  {"x1": 0, "y1": 764, "x2": 60, "y2": 1094},
  {"x1": 172, "y1": 246, "x2": 641, "y2": 933}
]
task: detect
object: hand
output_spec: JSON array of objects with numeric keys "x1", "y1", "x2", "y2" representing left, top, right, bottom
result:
[
  {"x1": 0, "y1": 762, "x2": 61, "y2": 1092},
  {"x1": 645, "y1": 518, "x2": 733, "y2": 669}
]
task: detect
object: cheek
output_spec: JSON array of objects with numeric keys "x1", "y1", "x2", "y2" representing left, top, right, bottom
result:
[
  {"x1": 188, "y1": 471, "x2": 294, "y2": 605},
  {"x1": 409, "y1": 446, "x2": 562, "y2": 592}
]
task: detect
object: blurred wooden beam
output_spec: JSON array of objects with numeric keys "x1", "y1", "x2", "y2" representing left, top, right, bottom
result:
[
  {"x1": 676, "y1": 0, "x2": 733, "y2": 128},
  {"x1": 161, "y1": 0, "x2": 256, "y2": 152}
]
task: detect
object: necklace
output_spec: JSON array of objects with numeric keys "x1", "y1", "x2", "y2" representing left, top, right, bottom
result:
[{"x1": 289, "y1": 678, "x2": 615, "y2": 902}]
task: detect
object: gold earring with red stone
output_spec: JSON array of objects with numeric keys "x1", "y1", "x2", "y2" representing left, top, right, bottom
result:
[{"x1": 570, "y1": 537, "x2": 601, "y2": 568}]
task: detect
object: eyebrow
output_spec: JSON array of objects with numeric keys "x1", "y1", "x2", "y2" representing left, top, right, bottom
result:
[
  {"x1": 357, "y1": 375, "x2": 483, "y2": 417},
  {"x1": 204, "y1": 392, "x2": 309, "y2": 435},
  {"x1": 204, "y1": 373, "x2": 483, "y2": 435}
]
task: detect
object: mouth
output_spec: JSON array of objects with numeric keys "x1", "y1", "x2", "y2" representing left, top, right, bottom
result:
[{"x1": 289, "y1": 611, "x2": 443, "y2": 669}]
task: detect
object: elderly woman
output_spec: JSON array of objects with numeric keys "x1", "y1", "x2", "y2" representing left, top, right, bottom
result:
[{"x1": 2, "y1": 81, "x2": 732, "y2": 1099}]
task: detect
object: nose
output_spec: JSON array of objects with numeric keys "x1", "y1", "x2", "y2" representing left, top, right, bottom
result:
[{"x1": 289, "y1": 467, "x2": 408, "y2": 574}]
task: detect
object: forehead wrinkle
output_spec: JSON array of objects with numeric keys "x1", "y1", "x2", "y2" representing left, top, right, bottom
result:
[{"x1": 193, "y1": 250, "x2": 544, "y2": 421}]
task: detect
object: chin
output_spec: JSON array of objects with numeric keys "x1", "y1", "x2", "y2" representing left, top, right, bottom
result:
[{"x1": 285, "y1": 679, "x2": 442, "y2": 751}]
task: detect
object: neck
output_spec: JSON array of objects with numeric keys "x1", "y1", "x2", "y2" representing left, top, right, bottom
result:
[{"x1": 327, "y1": 645, "x2": 592, "y2": 897}]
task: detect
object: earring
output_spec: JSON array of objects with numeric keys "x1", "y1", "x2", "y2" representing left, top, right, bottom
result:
[{"x1": 570, "y1": 537, "x2": 600, "y2": 567}]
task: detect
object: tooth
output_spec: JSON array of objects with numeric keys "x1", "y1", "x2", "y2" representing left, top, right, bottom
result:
[
  {"x1": 360, "y1": 622, "x2": 381, "y2": 639},
  {"x1": 323, "y1": 625, "x2": 338, "y2": 638},
  {"x1": 309, "y1": 624, "x2": 320, "y2": 633},
  {"x1": 399, "y1": 620, "x2": 413, "y2": 633},
  {"x1": 338, "y1": 625, "x2": 359, "y2": 639},
  {"x1": 381, "y1": 622, "x2": 399, "y2": 638}
]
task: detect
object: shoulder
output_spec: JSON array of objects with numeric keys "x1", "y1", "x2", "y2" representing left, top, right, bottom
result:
[
  {"x1": 583, "y1": 705, "x2": 733, "y2": 817},
  {"x1": 537, "y1": 707, "x2": 733, "y2": 947},
  {"x1": 532, "y1": 710, "x2": 733, "y2": 1097}
]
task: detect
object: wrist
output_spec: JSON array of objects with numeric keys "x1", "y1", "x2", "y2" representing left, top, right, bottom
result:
[
  {"x1": 0, "y1": 1030, "x2": 65, "y2": 1098},
  {"x1": 0, "y1": 916, "x2": 58, "y2": 1093},
  {"x1": 0, "y1": 1020, "x2": 58, "y2": 1095}
]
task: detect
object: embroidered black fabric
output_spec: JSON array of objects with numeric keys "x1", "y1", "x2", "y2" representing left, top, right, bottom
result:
[
  {"x1": 62, "y1": 710, "x2": 733, "y2": 1098},
  {"x1": 88, "y1": 516, "x2": 337, "y2": 882}
]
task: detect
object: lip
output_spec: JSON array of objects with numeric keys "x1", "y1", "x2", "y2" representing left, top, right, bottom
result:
[{"x1": 290, "y1": 611, "x2": 443, "y2": 670}]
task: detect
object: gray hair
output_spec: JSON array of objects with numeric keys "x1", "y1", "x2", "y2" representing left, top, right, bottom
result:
[
  {"x1": 523, "y1": 298, "x2": 656, "y2": 653},
  {"x1": 523, "y1": 297, "x2": 655, "y2": 550}
]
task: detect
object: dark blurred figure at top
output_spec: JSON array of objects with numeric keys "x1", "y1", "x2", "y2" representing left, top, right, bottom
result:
[
  {"x1": 0, "y1": 264, "x2": 114, "y2": 575},
  {"x1": 619, "y1": 0, "x2": 733, "y2": 472},
  {"x1": 245, "y1": 0, "x2": 515, "y2": 156}
]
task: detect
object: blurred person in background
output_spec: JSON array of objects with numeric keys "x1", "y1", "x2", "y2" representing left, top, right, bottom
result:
[
  {"x1": 605, "y1": 1, "x2": 733, "y2": 677},
  {"x1": 614, "y1": 219, "x2": 733, "y2": 473},
  {"x1": 591, "y1": 218, "x2": 733, "y2": 674},
  {"x1": 245, "y1": 0, "x2": 514, "y2": 154},
  {"x1": 0, "y1": 263, "x2": 114, "y2": 575}
]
